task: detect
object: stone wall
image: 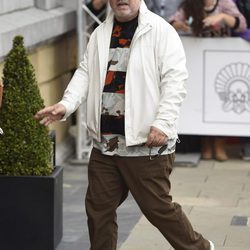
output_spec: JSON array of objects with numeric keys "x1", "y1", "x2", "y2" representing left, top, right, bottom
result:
[
  {"x1": 0, "y1": 0, "x2": 78, "y2": 144},
  {"x1": 0, "y1": 0, "x2": 34, "y2": 15}
]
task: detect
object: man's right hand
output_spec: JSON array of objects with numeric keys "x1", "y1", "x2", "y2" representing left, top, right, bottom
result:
[{"x1": 35, "y1": 103, "x2": 66, "y2": 126}]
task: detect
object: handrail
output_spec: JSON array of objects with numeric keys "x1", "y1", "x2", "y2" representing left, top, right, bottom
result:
[{"x1": 82, "y1": 4, "x2": 103, "y2": 26}]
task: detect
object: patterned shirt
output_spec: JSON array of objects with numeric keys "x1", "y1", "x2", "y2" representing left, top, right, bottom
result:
[{"x1": 94, "y1": 16, "x2": 175, "y2": 156}]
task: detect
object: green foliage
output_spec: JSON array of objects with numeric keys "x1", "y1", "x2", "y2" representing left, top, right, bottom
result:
[{"x1": 0, "y1": 35, "x2": 52, "y2": 176}]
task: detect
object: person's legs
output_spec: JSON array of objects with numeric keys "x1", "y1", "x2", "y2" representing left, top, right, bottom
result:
[
  {"x1": 85, "y1": 148, "x2": 129, "y2": 250},
  {"x1": 116, "y1": 153, "x2": 210, "y2": 250},
  {"x1": 201, "y1": 136, "x2": 213, "y2": 160},
  {"x1": 214, "y1": 136, "x2": 228, "y2": 161}
]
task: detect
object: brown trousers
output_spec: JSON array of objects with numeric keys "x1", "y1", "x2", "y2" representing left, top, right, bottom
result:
[{"x1": 85, "y1": 148, "x2": 210, "y2": 250}]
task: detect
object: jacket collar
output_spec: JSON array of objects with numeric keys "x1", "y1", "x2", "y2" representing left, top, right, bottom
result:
[{"x1": 105, "y1": 0, "x2": 151, "y2": 27}]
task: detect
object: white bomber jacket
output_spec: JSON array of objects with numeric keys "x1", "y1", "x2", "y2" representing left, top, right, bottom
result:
[{"x1": 59, "y1": 1, "x2": 188, "y2": 146}]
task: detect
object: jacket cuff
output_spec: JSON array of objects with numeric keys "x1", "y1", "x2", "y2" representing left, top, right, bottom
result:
[
  {"x1": 151, "y1": 120, "x2": 175, "y2": 139},
  {"x1": 58, "y1": 100, "x2": 73, "y2": 121}
]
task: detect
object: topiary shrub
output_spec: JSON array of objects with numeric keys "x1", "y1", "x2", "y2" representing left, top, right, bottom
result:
[{"x1": 0, "y1": 35, "x2": 52, "y2": 176}]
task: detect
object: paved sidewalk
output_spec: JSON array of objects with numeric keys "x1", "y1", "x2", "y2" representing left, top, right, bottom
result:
[
  {"x1": 56, "y1": 161, "x2": 141, "y2": 250},
  {"x1": 57, "y1": 157, "x2": 250, "y2": 250},
  {"x1": 119, "y1": 159, "x2": 250, "y2": 250}
]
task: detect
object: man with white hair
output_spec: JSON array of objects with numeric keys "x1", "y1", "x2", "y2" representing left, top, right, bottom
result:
[{"x1": 35, "y1": 0, "x2": 214, "y2": 249}]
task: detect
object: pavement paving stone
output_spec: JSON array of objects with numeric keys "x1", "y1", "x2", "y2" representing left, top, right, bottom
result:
[
  {"x1": 119, "y1": 159, "x2": 250, "y2": 250},
  {"x1": 224, "y1": 227, "x2": 250, "y2": 247},
  {"x1": 243, "y1": 182, "x2": 250, "y2": 192},
  {"x1": 119, "y1": 216, "x2": 172, "y2": 250},
  {"x1": 171, "y1": 168, "x2": 212, "y2": 184},
  {"x1": 173, "y1": 196, "x2": 225, "y2": 207},
  {"x1": 205, "y1": 173, "x2": 250, "y2": 185},
  {"x1": 189, "y1": 207, "x2": 250, "y2": 224},
  {"x1": 237, "y1": 197, "x2": 250, "y2": 207},
  {"x1": 213, "y1": 160, "x2": 250, "y2": 170},
  {"x1": 56, "y1": 157, "x2": 250, "y2": 250},
  {"x1": 215, "y1": 248, "x2": 249, "y2": 250},
  {"x1": 171, "y1": 182, "x2": 203, "y2": 197}
]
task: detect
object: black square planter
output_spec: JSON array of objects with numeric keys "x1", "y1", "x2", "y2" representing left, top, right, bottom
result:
[{"x1": 0, "y1": 166, "x2": 63, "y2": 250}]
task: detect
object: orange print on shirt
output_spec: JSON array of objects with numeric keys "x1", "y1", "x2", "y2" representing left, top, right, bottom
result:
[
  {"x1": 116, "y1": 84, "x2": 125, "y2": 94},
  {"x1": 112, "y1": 25, "x2": 122, "y2": 37},
  {"x1": 119, "y1": 39, "x2": 131, "y2": 47}
]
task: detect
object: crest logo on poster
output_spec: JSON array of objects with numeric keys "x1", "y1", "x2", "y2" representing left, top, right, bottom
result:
[{"x1": 215, "y1": 62, "x2": 250, "y2": 114}]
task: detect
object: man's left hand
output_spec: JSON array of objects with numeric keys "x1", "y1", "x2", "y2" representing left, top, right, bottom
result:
[{"x1": 146, "y1": 126, "x2": 168, "y2": 147}]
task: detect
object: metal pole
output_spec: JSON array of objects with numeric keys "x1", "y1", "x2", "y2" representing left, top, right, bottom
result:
[
  {"x1": 73, "y1": 0, "x2": 105, "y2": 163},
  {"x1": 76, "y1": 0, "x2": 85, "y2": 160}
]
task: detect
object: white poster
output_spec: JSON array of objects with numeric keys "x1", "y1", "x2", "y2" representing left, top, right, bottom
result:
[
  {"x1": 178, "y1": 37, "x2": 250, "y2": 136},
  {"x1": 204, "y1": 50, "x2": 250, "y2": 124}
]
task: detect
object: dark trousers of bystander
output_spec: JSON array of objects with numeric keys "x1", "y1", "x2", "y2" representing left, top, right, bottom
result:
[{"x1": 85, "y1": 148, "x2": 210, "y2": 250}]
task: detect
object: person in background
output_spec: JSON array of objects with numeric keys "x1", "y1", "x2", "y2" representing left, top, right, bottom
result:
[
  {"x1": 86, "y1": 0, "x2": 108, "y2": 29},
  {"x1": 234, "y1": 0, "x2": 250, "y2": 40},
  {"x1": 87, "y1": 0, "x2": 108, "y2": 15},
  {"x1": 169, "y1": 0, "x2": 247, "y2": 161},
  {"x1": 144, "y1": 0, "x2": 182, "y2": 21},
  {"x1": 169, "y1": 0, "x2": 246, "y2": 37},
  {"x1": 35, "y1": 0, "x2": 215, "y2": 249}
]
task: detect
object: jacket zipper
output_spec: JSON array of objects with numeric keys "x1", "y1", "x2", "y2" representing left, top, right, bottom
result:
[{"x1": 124, "y1": 23, "x2": 152, "y2": 142}]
